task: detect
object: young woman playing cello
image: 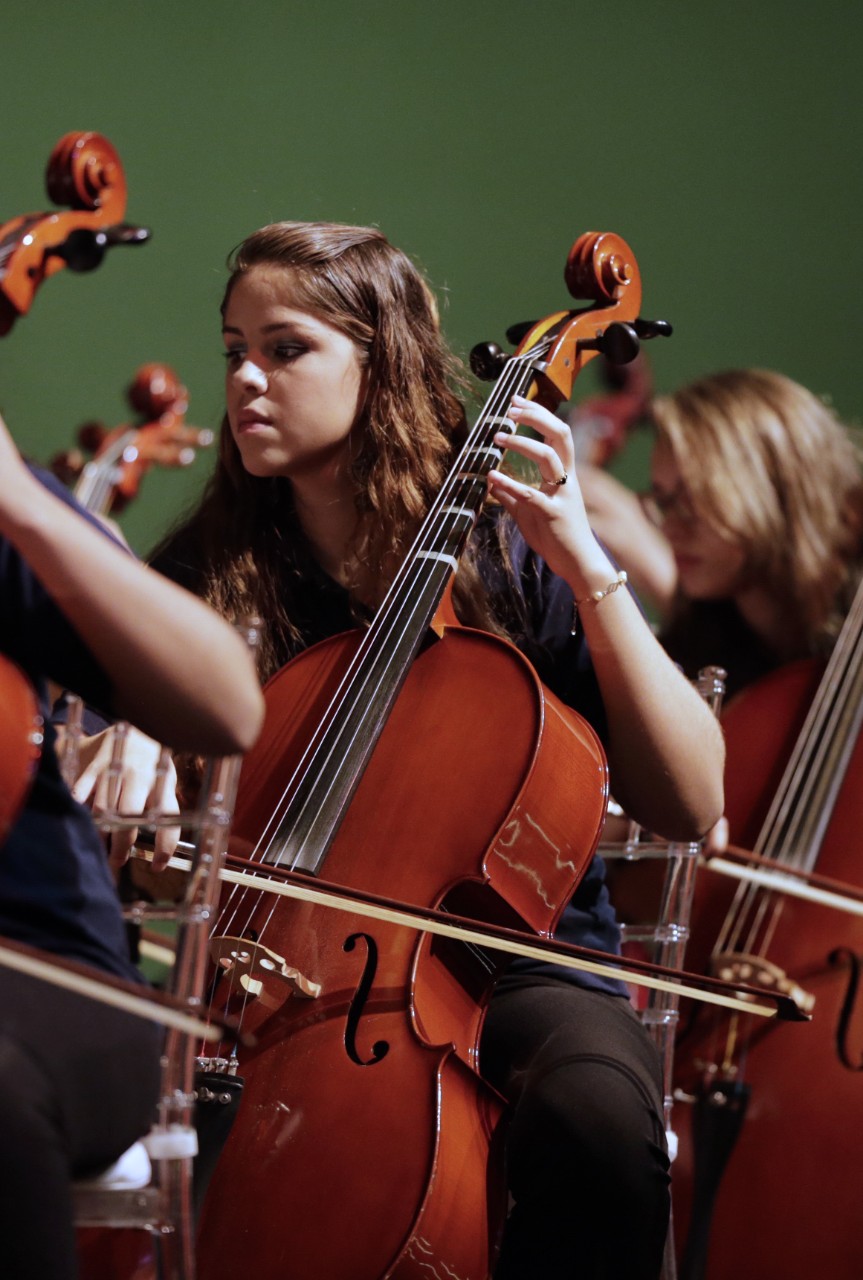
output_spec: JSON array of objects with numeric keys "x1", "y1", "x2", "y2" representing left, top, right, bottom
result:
[
  {"x1": 0, "y1": 411, "x2": 264, "y2": 1280},
  {"x1": 146, "y1": 220, "x2": 725, "y2": 1280},
  {"x1": 579, "y1": 367, "x2": 863, "y2": 1279}
]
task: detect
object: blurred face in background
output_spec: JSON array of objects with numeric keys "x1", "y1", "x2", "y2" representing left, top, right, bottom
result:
[{"x1": 647, "y1": 439, "x2": 747, "y2": 603}]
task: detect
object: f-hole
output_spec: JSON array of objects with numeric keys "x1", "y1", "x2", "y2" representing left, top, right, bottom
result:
[
  {"x1": 829, "y1": 947, "x2": 863, "y2": 1071},
  {"x1": 343, "y1": 932, "x2": 389, "y2": 1066}
]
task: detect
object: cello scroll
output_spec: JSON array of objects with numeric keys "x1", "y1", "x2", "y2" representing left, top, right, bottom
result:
[
  {"x1": 471, "y1": 231, "x2": 671, "y2": 410},
  {"x1": 0, "y1": 131, "x2": 149, "y2": 335},
  {"x1": 50, "y1": 363, "x2": 213, "y2": 517}
]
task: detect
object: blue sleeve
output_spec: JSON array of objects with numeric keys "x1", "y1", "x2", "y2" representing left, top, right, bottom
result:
[{"x1": 0, "y1": 466, "x2": 127, "y2": 714}]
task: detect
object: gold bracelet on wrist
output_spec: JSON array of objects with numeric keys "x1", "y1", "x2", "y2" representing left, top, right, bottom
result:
[{"x1": 570, "y1": 570, "x2": 628, "y2": 635}]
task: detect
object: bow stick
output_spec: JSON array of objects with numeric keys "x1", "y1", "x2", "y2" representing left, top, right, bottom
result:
[
  {"x1": 0, "y1": 933, "x2": 253, "y2": 1043},
  {"x1": 136, "y1": 844, "x2": 807, "y2": 1022}
]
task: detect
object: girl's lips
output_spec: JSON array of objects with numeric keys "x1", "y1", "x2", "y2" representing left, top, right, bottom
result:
[{"x1": 236, "y1": 413, "x2": 272, "y2": 433}]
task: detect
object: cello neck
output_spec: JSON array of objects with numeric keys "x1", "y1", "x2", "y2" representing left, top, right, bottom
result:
[
  {"x1": 255, "y1": 345, "x2": 549, "y2": 877},
  {"x1": 72, "y1": 429, "x2": 138, "y2": 516}
]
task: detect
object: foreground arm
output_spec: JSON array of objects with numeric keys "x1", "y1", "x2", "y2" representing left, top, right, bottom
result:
[
  {"x1": 488, "y1": 396, "x2": 723, "y2": 840},
  {"x1": 0, "y1": 414, "x2": 263, "y2": 755}
]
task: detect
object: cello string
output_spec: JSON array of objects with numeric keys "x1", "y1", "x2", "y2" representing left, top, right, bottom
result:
[
  {"x1": 776, "y1": 616, "x2": 863, "y2": 865},
  {"x1": 734, "y1": 683, "x2": 835, "y2": 955},
  {"x1": 746, "y1": 590, "x2": 863, "y2": 953},
  {"x1": 717, "y1": 573, "x2": 863, "y2": 956},
  {"x1": 213, "y1": 346, "x2": 541, "y2": 949},
  {"x1": 755, "y1": 580, "x2": 863, "y2": 866},
  {"x1": 241, "y1": 351, "x2": 533, "y2": 939},
  {"x1": 751, "y1": 655, "x2": 863, "y2": 956},
  {"x1": 76, "y1": 431, "x2": 134, "y2": 516},
  {"x1": 720, "y1": 581, "x2": 863, "y2": 954}
]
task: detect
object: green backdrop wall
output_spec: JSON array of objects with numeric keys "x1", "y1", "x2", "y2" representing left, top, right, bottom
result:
[{"x1": 2, "y1": 1, "x2": 860, "y2": 552}]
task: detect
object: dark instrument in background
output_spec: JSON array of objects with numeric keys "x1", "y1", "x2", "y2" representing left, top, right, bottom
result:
[{"x1": 567, "y1": 349, "x2": 653, "y2": 467}]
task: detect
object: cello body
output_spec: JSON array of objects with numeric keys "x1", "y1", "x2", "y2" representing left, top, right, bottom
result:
[
  {"x1": 672, "y1": 659, "x2": 863, "y2": 1279},
  {"x1": 0, "y1": 654, "x2": 42, "y2": 845},
  {"x1": 197, "y1": 622, "x2": 608, "y2": 1280}
]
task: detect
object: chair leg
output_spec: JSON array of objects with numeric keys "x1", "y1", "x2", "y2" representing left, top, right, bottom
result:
[{"x1": 148, "y1": 1158, "x2": 196, "y2": 1280}]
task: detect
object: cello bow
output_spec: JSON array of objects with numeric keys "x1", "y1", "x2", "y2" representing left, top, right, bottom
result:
[{"x1": 133, "y1": 843, "x2": 806, "y2": 1022}]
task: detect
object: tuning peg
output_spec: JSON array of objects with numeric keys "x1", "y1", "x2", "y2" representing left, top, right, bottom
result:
[
  {"x1": 577, "y1": 321, "x2": 641, "y2": 365},
  {"x1": 50, "y1": 228, "x2": 109, "y2": 272},
  {"x1": 48, "y1": 448, "x2": 85, "y2": 485},
  {"x1": 505, "y1": 320, "x2": 538, "y2": 346},
  {"x1": 633, "y1": 318, "x2": 673, "y2": 341},
  {"x1": 470, "y1": 342, "x2": 509, "y2": 382},
  {"x1": 49, "y1": 222, "x2": 150, "y2": 273},
  {"x1": 104, "y1": 223, "x2": 151, "y2": 249},
  {"x1": 76, "y1": 420, "x2": 108, "y2": 453}
]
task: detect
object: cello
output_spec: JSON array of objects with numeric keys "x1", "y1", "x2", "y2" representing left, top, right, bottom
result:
[
  {"x1": 0, "y1": 654, "x2": 42, "y2": 846},
  {"x1": 672, "y1": 578, "x2": 863, "y2": 1278},
  {"x1": 49, "y1": 362, "x2": 213, "y2": 519},
  {"x1": 191, "y1": 230, "x2": 669, "y2": 1280},
  {"x1": 0, "y1": 130, "x2": 148, "y2": 844}
]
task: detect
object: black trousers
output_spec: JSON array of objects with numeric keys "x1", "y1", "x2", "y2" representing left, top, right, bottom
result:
[
  {"x1": 480, "y1": 979, "x2": 671, "y2": 1280},
  {"x1": 0, "y1": 969, "x2": 163, "y2": 1280}
]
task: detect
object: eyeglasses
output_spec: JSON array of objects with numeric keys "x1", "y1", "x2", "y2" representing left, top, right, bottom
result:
[{"x1": 638, "y1": 484, "x2": 697, "y2": 527}]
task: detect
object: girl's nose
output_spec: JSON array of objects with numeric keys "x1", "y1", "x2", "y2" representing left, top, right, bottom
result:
[{"x1": 236, "y1": 357, "x2": 268, "y2": 392}]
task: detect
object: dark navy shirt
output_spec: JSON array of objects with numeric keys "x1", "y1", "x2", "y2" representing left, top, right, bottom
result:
[{"x1": 0, "y1": 468, "x2": 141, "y2": 981}]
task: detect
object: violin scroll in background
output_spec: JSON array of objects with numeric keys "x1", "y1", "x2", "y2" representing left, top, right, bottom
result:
[
  {"x1": 0, "y1": 130, "x2": 149, "y2": 336},
  {"x1": 50, "y1": 362, "x2": 213, "y2": 517}
]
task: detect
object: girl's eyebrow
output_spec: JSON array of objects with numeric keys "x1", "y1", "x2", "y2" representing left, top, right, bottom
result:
[{"x1": 221, "y1": 320, "x2": 317, "y2": 337}]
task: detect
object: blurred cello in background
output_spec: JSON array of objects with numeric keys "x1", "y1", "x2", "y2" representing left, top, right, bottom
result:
[
  {"x1": 567, "y1": 348, "x2": 653, "y2": 467},
  {"x1": 49, "y1": 361, "x2": 212, "y2": 519}
]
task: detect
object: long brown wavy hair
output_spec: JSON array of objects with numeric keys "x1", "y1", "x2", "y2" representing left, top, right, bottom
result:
[
  {"x1": 654, "y1": 369, "x2": 863, "y2": 675},
  {"x1": 154, "y1": 221, "x2": 508, "y2": 679}
]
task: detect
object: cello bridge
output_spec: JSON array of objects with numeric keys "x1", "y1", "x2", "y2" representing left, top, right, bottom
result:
[
  {"x1": 209, "y1": 934, "x2": 321, "y2": 1001},
  {"x1": 711, "y1": 951, "x2": 815, "y2": 1014}
]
